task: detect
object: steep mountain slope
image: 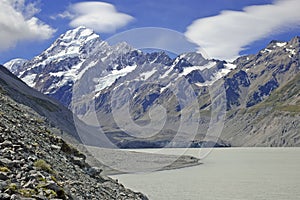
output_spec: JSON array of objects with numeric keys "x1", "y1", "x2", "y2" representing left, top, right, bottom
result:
[
  {"x1": 6, "y1": 27, "x2": 102, "y2": 107},
  {"x1": 0, "y1": 73, "x2": 148, "y2": 199},
  {"x1": 3, "y1": 58, "x2": 28, "y2": 74},
  {"x1": 226, "y1": 36, "x2": 299, "y2": 109},
  {"x1": 218, "y1": 37, "x2": 300, "y2": 146},
  {"x1": 0, "y1": 65, "x2": 79, "y2": 139}
]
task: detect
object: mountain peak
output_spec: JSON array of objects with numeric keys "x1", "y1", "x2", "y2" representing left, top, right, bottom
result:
[
  {"x1": 289, "y1": 36, "x2": 300, "y2": 47},
  {"x1": 3, "y1": 58, "x2": 28, "y2": 74},
  {"x1": 38, "y1": 26, "x2": 102, "y2": 62},
  {"x1": 266, "y1": 40, "x2": 287, "y2": 49},
  {"x1": 59, "y1": 26, "x2": 100, "y2": 43}
]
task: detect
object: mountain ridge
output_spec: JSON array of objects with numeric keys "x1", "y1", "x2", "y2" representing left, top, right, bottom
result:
[{"x1": 3, "y1": 27, "x2": 300, "y2": 147}]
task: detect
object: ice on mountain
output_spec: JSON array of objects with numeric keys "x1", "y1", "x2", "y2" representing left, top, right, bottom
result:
[
  {"x1": 94, "y1": 65, "x2": 137, "y2": 92},
  {"x1": 261, "y1": 48, "x2": 272, "y2": 54},
  {"x1": 276, "y1": 42, "x2": 287, "y2": 47},
  {"x1": 22, "y1": 74, "x2": 36, "y2": 87},
  {"x1": 286, "y1": 48, "x2": 296, "y2": 55},
  {"x1": 140, "y1": 69, "x2": 157, "y2": 80},
  {"x1": 3, "y1": 58, "x2": 28, "y2": 74},
  {"x1": 180, "y1": 62, "x2": 216, "y2": 76}
]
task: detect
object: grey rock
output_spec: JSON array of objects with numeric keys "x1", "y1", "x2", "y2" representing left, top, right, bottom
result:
[
  {"x1": 87, "y1": 167, "x2": 103, "y2": 177},
  {"x1": 10, "y1": 194, "x2": 20, "y2": 200},
  {"x1": 30, "y1": 195, "x2": 47, "y2": 200},
  {"x1": 0, "y1": 158, "x2": 14, "y2": 167},
  {"x1": 22, "y1": 179, "x2": 35, "y2": 188},
  {"x1": 71, "y1": 157, "x2": 86, "y2": 168},
  {"x1": 0, "y1": 173, "x2": 8, "y2": 181},
  {"x1": 0, "y1": 181, "x2": 8, "y2": 191},
  {"x1": 0, "y1": 193, "x2": 10, "y2": 200},
  {"x1": 50, "y1": 145, "x2": 61, "y2": 151},
  {"x1": 0, "y1": 141, "x2": 13, "y2": 148}
]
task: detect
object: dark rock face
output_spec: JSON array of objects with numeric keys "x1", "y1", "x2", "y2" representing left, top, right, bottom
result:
[
  {"x1": 186, "y1": 70, "x2": 206, "y2": 84},
  {"x1": 247, "y1": 78, "x2": 279, "y2": 107},
  {"x1": 225, "y1": 70, "x2": 250, "y2": 110}
]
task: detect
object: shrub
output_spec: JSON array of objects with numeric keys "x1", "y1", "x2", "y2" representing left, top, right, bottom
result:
[
  {"x1": 0, "y1": 166, "x2": 10, "y2": 172},
  {"x1": 34, "y1": 159, "x2": 53, "y2": 174},
  {"x1": 6, "y1": 183, "x2": 17, "y2": 192},
  {"x1": 18, "y1": 188, "x2": 36, "y2": 197}
]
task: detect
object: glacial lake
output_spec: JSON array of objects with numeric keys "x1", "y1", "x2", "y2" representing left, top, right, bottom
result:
[{"x1": 112, "y1": 148, "x2": 300, "y2": 200}]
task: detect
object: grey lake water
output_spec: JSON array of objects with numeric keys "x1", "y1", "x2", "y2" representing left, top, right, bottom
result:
[{"x1": 112, "y1": 148, "x2": 300, "y2": 200}]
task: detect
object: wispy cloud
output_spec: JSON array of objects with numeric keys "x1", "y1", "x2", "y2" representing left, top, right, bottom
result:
[
  {"x1": 185, "y1": 0, "x2": 300, "y2": 61},
  {"x1": 0, "y1": 0, "x2": 55, "y2": 52},
  {"x1": 58, "y1": 2, "x2": 134, "y2": 33}
]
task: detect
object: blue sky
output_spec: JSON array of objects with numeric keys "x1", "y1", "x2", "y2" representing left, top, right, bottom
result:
[{"x1": 0, "y1": 0, "x2": 300, "y2": 63}]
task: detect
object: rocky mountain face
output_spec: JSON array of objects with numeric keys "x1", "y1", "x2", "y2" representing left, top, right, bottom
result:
[
  {"x1": 219, "y1": 37, "x2": 300, "y2": 146},
  {"x1": 0, "y1": 68, "x2": 148, "y2": 199},
  {"x1": 0, "y1": 64, "x2": 79, "y2": 139},
  {"x1": 5, "y1": 27, "x2": 101, "y2": 107},
  {"x1": 4, "y1": 26, "x2": 300, "y2": 147}
]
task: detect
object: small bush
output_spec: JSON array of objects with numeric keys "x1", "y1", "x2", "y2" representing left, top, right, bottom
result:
[
  {"x1": 51, "y1": 175, "x2": 58, "y2": 183},
  {"x1": 6, "y1": 183, "x2": 17, "y2": 192},
  {"x1": 34, "y1": 159, "x2": 53, "y2": 174},
  {"x1": 0, "y1": 166, "x2": 10, "y2": 172},
  {"x1": 18, "y1": 188, "x2": 36, "y2": 197},
  {"x1": 60, "y1": 141, "x2": 86, "y2": 159}
]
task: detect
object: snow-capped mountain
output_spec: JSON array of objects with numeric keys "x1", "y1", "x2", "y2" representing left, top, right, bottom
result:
[
  {"x1": 3, "y1": 27, "x2": 300, "y2": 147},
  {"x1": 5, "y1": 26, "x2": 235, "y2": 108},
  {"x1": 4, "y1": 58, "x2": 28, "y2": 74},
  {"x1": 4, "y1": 26, "x2": 105, "y2": 106}
]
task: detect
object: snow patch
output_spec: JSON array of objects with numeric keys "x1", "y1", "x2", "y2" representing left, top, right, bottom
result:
[
  {"x1": 224, "y1": 63, "x2": 237, "y2": 70},
  {"x1": 180, "y1": 62, "x2": 216, "y2": 77},
  {"x1": 286, "y1": 48, "x2": 296, "y2": 55},
  {"x1": 77, "y1": 60, "x2": 98, "y2": 79},
  {"x1": 140, "y1": 69, "x2": 157, "y2": 80},
  {"x1": 94, "y1": 65, "x2": 137, "y2": 92},
  {"x1": 195, "y1": 63, "x2": 236, "y2": 87},
  {"x1": 160, "y1": 82, "x2": 172, "y2": 93},
  {"x1": 160, "y1": 67, "x2": 173, "y2": 79},
  {"x1": 261, "y1": 48, "x2": 272, "y2": 53},
  {"x1": 276, "y1": 42, "x2": 287, "y2": 47},
  {"x1": 22, "y1": 74, "x2": 36, "y2": 87},
  {"x1": 50, "y1": 71, "x2": 66, "y2": 77},
  {"x1": 4, "y1": 58, "x2": 28, "y2": 74}
]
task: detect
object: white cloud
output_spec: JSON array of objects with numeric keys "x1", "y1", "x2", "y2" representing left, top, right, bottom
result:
[
  {"x1": 60, "y1": 2, "x2": 134, "y2": 33},
  {"x1": 185, "y1": 0, "x2": 300, "y2": 61},
  {"x1": 0, "y1": 0, "x2": 55, "y2": 52}
]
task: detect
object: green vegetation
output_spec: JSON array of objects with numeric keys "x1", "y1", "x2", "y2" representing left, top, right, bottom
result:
[
  {"x1": 34, "y1": 159, "x2": 53, "y2": 174},
  {"x1": 277, "y1": 105, "x2": 300, "y2": 112},
  {"x1": 6, "y1": 183, "x2": 17, "y2": 192},
  {"x1": 18, "y1": 188, "x2": 37, "y2": 197},
  {"x1": 51, "y1": 175, "x2": 58, "y2": 183},
  {"x1": 60, "y1": 140, "x2": 86, "y2": 159},
  {"x1": 251, "y1": 73, "x2": 300, "y2": 113},
  {"x1": 0, "y1": 166, "x2": 10, "y2": 172}
]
